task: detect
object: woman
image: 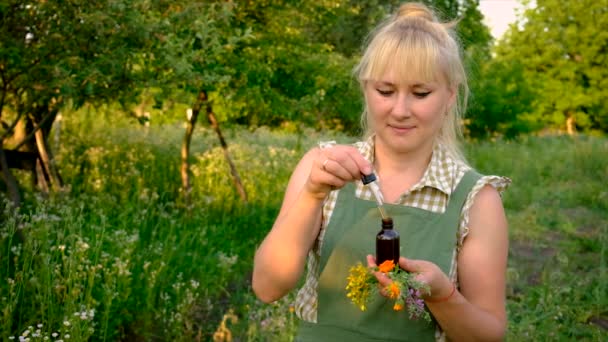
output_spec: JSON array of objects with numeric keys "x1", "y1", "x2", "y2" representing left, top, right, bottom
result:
[{"x1": 253, "y1": 2, "x2": 510, "y2": 341}]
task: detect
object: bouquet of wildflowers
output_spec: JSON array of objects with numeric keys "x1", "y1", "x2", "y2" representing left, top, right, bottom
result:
[{"x1": 345, "y1": 260, "x2": 431, "y2": 321}]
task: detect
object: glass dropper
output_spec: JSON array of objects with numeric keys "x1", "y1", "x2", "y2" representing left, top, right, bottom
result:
[{"x1": 361, "y1": 173, "x2": 388, "y2": 219}]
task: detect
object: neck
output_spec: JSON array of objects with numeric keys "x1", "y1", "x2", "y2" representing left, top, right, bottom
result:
[
  {"x1": 373, "y1": 138, "x2": 434, "y2": 186},
  {"x1": 374, "y1": 142, "x2": 433, "y2": 177}
]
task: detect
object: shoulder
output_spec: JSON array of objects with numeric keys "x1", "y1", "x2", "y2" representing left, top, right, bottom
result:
[
  {"x1": 467, "y1": 175, "x2": 510, "y2": 225},
  {"x1": 469, "y1": 183, "x2": 506, "y2": 217},
  {"x1": 458, "y1": 173, "x2": 511, "y2": 245},
  {"x1": 465, "y1": 173, "x2": 511, "y2": 205}
]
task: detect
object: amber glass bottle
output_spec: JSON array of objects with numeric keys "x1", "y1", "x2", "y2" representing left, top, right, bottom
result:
[{"x1": 376, "y1": 217, "x2": 400, "y2": 265}]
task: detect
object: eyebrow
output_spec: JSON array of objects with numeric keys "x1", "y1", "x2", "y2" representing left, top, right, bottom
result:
[{"x1": 374, "y1": 81, "x2": 433, "y2": 88}]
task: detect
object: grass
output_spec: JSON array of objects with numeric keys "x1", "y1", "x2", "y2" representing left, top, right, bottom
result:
[
  {"x1": 0, "y1": 114, "x2": 606, "y2": 341},
  {"x1": 468, "y1": 136, "x2": 608, "y2": 340}
]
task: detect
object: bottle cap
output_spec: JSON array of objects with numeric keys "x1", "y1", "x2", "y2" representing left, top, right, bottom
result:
[{"x1": 361, "y1": 173, "x2": 377, "y2": 185}]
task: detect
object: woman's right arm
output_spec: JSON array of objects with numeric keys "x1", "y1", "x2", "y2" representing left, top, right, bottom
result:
[{"x1": 252, "y1": 145, "x2": 371, "y2": 303}]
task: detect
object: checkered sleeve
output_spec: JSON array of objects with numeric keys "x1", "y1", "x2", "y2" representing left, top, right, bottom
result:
[{"x1": 457, "y1": 175, "x2": 511, "y2": 249}]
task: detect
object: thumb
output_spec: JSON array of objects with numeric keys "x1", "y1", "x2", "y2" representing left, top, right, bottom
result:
[{"x1": 399, "y1": 257, "x2": 422, "y2": 272}]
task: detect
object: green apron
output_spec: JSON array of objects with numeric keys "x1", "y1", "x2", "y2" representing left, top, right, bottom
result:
[{"x1": 297, "y1": 170, "x2": 481, "y2": 341}]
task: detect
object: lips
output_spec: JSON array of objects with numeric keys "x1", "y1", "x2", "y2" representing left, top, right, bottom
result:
[
  {"x1": 389, "y1": 124, "x2": 416, "y2": 133},
  {"x1": 391, "y1": 125, "x2": 415, "y2": 129}
]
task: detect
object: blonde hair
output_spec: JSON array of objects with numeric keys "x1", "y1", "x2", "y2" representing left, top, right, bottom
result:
[{"x1": 354, "y1": 2, "x2": 468, "y2": 163}]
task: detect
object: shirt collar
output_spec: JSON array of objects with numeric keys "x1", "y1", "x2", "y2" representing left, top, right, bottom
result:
[{"x1": 363, "y1": 135, "x2": 455, "y2": 196}]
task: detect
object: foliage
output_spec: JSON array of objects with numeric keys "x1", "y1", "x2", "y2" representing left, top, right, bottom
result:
[
  {"x1": 1, "y1": 114, "x2": 607, "y2": 340},
  {"x1": 467, "y1": 58, "x2": 538, "y2": 138},
  {"x1": 298, "y1": 0, "x2": 402, "y2": 57},
  {"x1": 495, "y1": 0, "x2": 608, "y2": 133},
  {"x1": 0, "y1": 0, "x2": 151, "y2": 121},
  {"x1": 466, "y1": 135, "x2": 607, "y2": 340},
  {"x1": 211, "y1": 1, "x2": 364, "y2": 131},
  {"x1": 137, "y1": 1, "x2": 246, "y2": 110},
  {"x1": 0, "y1": 0, "x2": 496, "y2": 137},
  {"x1": 0, "y1": 112, "x2": 333, "y2": 340},
  {"x1": 423, "y1": 0, "x2": 492, "y2": 54}
]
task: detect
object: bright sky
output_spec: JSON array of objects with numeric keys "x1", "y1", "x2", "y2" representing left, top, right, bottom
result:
[{"x1": 478, "y1": 0, "x2": 522, "y2": 39}]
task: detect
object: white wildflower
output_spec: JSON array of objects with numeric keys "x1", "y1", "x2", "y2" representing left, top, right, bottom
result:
[
  {"x1": 10, "y1": 245, "x2": 21, "y2": 256},
  {"x1": 77, "y1": 241, "x2": 90, "y2": 251},
  {"x1": 218, "y1": 252, "x2": 238, "y2": 267}
]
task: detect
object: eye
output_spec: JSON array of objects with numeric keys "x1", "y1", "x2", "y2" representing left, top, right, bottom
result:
[
  {"x1": 413, "y1": 91, "x2": 431, "y2": 98},
  {"x1": 376, "y1": 89, "x2": 394, "y2": 96}
]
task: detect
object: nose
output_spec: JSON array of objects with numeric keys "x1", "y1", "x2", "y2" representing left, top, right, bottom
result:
[{"x1": 391, "y1": 93, "x2": 411, "y2": 118}]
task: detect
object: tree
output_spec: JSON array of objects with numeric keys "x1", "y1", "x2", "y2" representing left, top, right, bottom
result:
[
  {"x1": 0, "y1": 0, "x2": 150, "y2": 204},
  {"x1": 495, "y1": 0, "x2": 608, "y2": 133},
  {"x1": 466, "y1": 58, "x2": 538, "y2": 138},
  {"x1": 134, "y1": 1, "x2": 250, "y2": 203},
  {"x1": 218, "y1": 0, "x2": 363, "y2": 132}
]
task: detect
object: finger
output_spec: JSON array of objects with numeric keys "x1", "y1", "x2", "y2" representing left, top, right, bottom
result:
[
  {"x1": 376, "y1": 272, "x2": 392, "y2": 287},
  {"x1": 321, "y1": 157, "x2": 357, "y2": 182},
  {"x1": 349, "y1": 148, "x2": 373, "y2": 176},
  {"x1": 327, "y1": 146, "x2": 373, "y2": 178},
  {"x1": 306, "y1": 163, "x2": 345, "y2": 197},
  {"x1": 399, "y1": 257, "x2": 421, "y2": 273},
  {"x1": 332, "y1": 152, "x2": 366, "y2": 180},
  {"x1": 366, "y1": 254, "x2": 377, "y2": 267},
  {"x1": 367, "y1": 255, "x2": 393, "y2": 287}
]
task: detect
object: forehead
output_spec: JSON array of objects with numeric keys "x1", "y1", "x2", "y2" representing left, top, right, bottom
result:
[
  {"x1": 371, "y1": 67, "x2": 440, "y2": 87},
  {"x1": 366, "y1": 55, "x2": 445, "y2": 86},
  {"x1": 360, "y1": 31, "x2": 447, "y2": 85}
]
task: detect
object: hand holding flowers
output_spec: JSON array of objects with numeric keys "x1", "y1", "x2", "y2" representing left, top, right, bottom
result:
[{"x1": 345, "y1": 256, "x2": 434, "y2": 321}]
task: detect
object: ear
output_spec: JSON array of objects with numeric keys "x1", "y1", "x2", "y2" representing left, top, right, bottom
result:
[{"x1": 447, "y1": 85, "x2": 457, "y2": 108}]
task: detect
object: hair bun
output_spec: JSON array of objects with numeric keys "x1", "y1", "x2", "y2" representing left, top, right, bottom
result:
[{"x1": 396, "y1": 2, "x2": 437, "y2": 22}]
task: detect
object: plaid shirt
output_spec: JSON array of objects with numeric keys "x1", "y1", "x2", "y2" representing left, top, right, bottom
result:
[{"x1": 294, "y1": 136, "x2": 511, "y2": 328}]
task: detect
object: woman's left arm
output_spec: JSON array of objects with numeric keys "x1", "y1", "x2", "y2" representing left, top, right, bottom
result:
[
  {"x1": 369, "y1": 185, "x2": 509, "y2": 340},
  {"x1": 425, "y1": 184, "x2": 509, "y2": 341}
]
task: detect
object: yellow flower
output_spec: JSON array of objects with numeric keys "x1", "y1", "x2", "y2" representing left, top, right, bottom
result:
[
  {"x1": 378, "y1": 260, "x2": 395, "y2": 273},
  {"x1": 345, "y1": 263, "x2": 373, "y2": 311},
  {"x1": 393, "y1": 303, "x2": 404, "y2": 311},
  {"x1": 387, "y1": 282, "x2": 400, "y2": 299}
]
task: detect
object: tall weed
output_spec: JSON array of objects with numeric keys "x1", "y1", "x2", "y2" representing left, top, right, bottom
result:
[{"x1": 1, "y1": 116, "x2": 606, "y2": 341}]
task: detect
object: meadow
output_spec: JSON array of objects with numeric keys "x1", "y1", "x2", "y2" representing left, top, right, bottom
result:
[{"x1": 1, "y1": 113, "x2": 606, "y2": 341}]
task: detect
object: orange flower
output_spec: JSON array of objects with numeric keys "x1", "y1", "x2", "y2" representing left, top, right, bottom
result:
[
  {"x1": 378, "y1": 260, "x2": 395, "y2": 273},
  {"x1": 393, "y1": 302, "x2": 404, "y2": 311},
  {"x1": 387, "y1": 282, "x2": 400, "y2": 299}
]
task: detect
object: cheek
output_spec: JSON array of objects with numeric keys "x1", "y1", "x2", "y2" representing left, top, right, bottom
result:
[
  {"x1": 415, "y1": 101, "x2": 444, "y2": 122},
  {"x1": 367, "y1": 95, "x2": 390, "y2": 116}
]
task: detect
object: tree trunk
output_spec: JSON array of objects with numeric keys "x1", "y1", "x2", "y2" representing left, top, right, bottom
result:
[
  {"x1": 180, "y1": 90, "x2": 248, "y2": 205},
  {"x1": 566, "y1": 115, "x2": 576, "y2": 136},
  {"x1": 33, "y1": 118, "x2": 62, "y2": 191},
  {"x1": 180, "y1": 92, "x2": 204, "y2": 204},
  {"x1": 205, "y1": 102, "x2": 248, "y2": 203},
  {"x1": 0, "y1": 144, "x2": 21, "y2": 207}
]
